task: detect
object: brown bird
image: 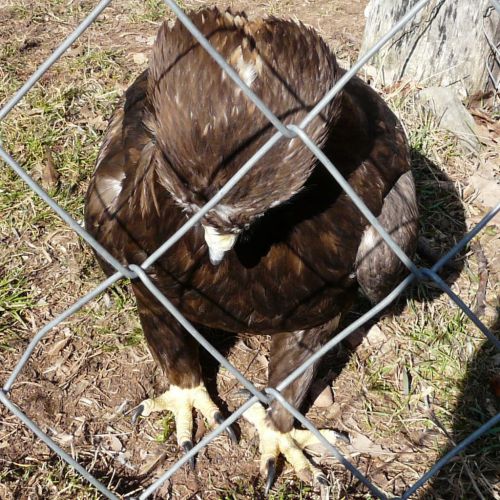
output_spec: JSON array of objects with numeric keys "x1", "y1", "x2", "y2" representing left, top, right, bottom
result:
[{"x1": 85, "y1": 7, "x2": 418, "y2": 490}]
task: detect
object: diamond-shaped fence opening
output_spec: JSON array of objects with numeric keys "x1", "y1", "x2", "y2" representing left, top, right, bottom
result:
[{"x1": 1, "y1": 0, "x2": 499, "y2": 499}]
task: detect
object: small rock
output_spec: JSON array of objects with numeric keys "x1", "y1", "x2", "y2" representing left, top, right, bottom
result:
[
  {"x1": 103, "y1": 434, "x2": 123, "y2": 452},
  {"x1": 364, "y1": 324, "x2": 386, "y2": 346},
  {"x1": 464, "y1": 161, "x2": 500, "y2": 210},
  {"x1": 132, "y1": 52, "x2": 148, "y2": 65},
  {"x1": 312, "y1": 385, "x2": 334, "y2": 408},
  {"x1": 344, "y1": 327, "x2": 367, "y2": 349},
  {"x1": 349, "y1": 432, "x2": 386, "y2": 455},
  {"x1": 418, "y1": 87, "x2": 481, "y2": 153}
]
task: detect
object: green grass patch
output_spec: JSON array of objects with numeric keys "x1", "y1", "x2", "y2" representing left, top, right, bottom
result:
[
  {"x1": 0, "y1": 266, "x2": 34, "y2": 350},
  {"x1": 154, "y1": 414, "x2": 175, "y2": 443}
]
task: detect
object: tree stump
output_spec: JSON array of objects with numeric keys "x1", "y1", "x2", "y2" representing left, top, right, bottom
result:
[{"x1": 361, "y1": 0, "x2": 500, "y2": 96}]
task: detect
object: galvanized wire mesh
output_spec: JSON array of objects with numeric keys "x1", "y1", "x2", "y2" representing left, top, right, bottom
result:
[{"x1": 1, "y1": 0, "x2": 499, "y2": 499}]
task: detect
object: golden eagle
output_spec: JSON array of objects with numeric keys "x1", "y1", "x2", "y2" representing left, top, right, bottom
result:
[{"x1": 85, "y1": 7, "x2": 418, "y2": 490}]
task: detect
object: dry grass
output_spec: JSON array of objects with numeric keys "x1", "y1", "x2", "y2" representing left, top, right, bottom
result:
[{"x1": 1, "y1": 1, "x2": 499, "y2": 499}]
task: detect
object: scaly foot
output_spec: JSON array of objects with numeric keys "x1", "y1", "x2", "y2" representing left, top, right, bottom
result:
[
  {"x1": 243, "y1": 401, "x2": 348, "y2": 493},
  {"x1": 131, "y1": 383, "x2": 236, "y2": 466}
]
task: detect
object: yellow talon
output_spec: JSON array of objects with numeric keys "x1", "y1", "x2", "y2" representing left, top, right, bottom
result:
[
  {"x1": 135, "y1": 383, "x2": 222, "y2": 446},
  {"x1": 243, "y1": 401, "x2": 345, "y2": 490}
]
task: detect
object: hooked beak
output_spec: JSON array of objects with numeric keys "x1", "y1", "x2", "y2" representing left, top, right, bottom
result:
[{"x1": 203, "y1": 225, "x2": 238, "y2": 265}]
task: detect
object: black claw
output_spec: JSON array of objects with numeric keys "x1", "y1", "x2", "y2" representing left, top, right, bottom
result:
[
  {"x1": 264, "y1": 457, "x2": 276, "y2": 496},
  {"x1": 226, "y1": 425, "x2": 238, "y2": 445},
  {"x1": 316, "y1": 473, "x2": 329, "y2": 486},
  {"x1": 131, "y1": 404, "x2": 144, "y2": 425},
  {"x1": 214, "y1": 411, "x2": 238, "y2": 444},
  {"x1": 336, "y1": 431, "x2": 350, "y2": 444},
  {"x1": 181, "y1": 440, "x2": 196, "y2": 469}
]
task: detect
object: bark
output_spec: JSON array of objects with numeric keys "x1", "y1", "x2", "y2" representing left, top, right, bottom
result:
[{"x1": 361, "y1": 0, "x2": 500, "y2": 96}]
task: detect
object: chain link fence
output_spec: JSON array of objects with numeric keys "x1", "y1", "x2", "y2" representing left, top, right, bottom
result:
[{"x1": 1, "y1": 0, "x2": 499, "y2": 498}]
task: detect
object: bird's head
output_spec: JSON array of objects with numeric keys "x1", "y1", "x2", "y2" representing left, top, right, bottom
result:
[{"x1": 145, "y1": 8, "x2": 341, "y2": 264}]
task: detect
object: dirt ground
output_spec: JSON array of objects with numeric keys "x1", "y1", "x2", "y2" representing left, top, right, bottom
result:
[{"x1": 1, "y1": 1, "x2": 499, "y2": 499}]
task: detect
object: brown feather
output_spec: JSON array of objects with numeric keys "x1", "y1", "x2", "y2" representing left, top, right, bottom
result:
[{"x1": 84, "y1": 8, "x2": 418, "y2": 433}]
